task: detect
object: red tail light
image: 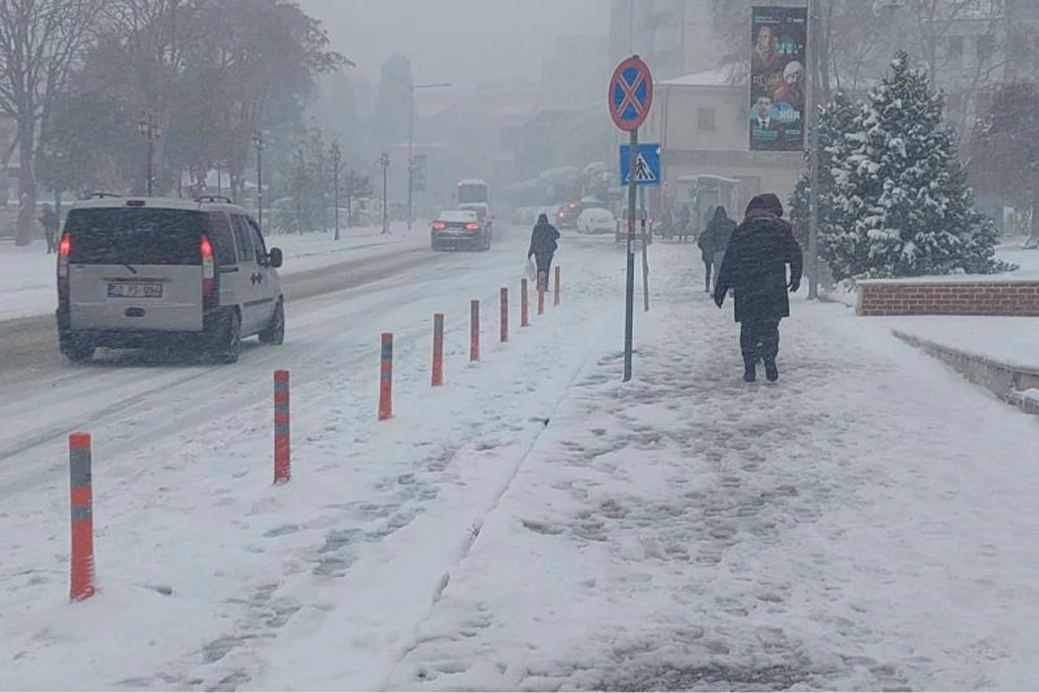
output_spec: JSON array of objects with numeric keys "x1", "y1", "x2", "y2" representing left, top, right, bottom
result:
[
  {"x1": 432, "y1": 221, "x2": 447, "y2": 230},
  {"x1": 200, "y1": 234, "x2": 215, "y2": 297},
  {"x1": 464, "y1": 222, "x2": 480, "y2": 231},
  {"x1": 57, "y1": 232, "x2": 71, "y2": 296}
]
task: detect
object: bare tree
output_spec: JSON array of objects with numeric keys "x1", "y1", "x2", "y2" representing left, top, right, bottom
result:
[{"x1": 0, "y1": 0, "x2": 103, "y2": 245}]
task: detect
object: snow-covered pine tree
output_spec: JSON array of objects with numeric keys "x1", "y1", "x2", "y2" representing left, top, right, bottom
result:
[
  {"x1": 826, "y1": 51, "x2": 1011, "y2": 280},
  {"x1": 789, "y1": 91, "x2": 858, "y2": 255}
]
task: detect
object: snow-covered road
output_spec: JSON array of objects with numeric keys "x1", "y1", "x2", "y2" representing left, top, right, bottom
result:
[{"x1": 0, "y1": 225, "x2": 630, "y2": 690}]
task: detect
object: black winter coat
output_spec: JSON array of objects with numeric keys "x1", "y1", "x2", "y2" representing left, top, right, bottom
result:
[
  {"x1": 528, "y1": 221, "x2": 560, "y2": 257},
  {"x1": 698, "y1": 216, "x2": 736, "y2": 261},
  {"x1": 713, "y1": 210, "x2": 803, "y2": 324}
]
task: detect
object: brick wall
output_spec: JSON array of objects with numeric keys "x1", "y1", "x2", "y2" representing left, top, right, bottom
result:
[{"x1": 856, "y1": 281, "x2": 1039, "y2": 316}]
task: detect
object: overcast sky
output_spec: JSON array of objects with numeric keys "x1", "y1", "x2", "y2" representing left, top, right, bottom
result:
[{"x1": 297, "y1": 0, "x2": 608, "y2": 88}]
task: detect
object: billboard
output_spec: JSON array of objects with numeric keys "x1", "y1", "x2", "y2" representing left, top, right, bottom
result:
[{"x1": 750, "y1": 6, "x2": 807, "y2": 152}]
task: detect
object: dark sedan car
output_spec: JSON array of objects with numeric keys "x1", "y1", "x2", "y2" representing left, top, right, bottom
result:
[{"x1": 430, "y1": 210, "x2": 490, "y2": 251}]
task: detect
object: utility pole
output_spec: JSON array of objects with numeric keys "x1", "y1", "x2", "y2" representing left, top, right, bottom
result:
[
  {"x1": 252, "y1": 131, "x2": 265, "y2": 231},
  {"x1": 380, "y1": 152, "x2": 390, "y2": 235},
  {"x1": 137, "y1": 113, "x2": 162, "y2": 196},
  {"x1": 807, "y1": 0, "x2": 821, "y2": 299},
  {"x1": 331, "y1": 143, "x2": 342, "y2": 241},
  {"x1": 406, "y1": 82, "x2": 451, "y2": 230}
]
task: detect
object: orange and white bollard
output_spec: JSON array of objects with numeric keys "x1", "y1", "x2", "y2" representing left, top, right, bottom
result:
[
  {"x1": 554, "y1": 266, "x2": 561, "y2": 306},
  {"x1": 470, "y1": 299, "x2": 480, "y2": 362},
  {"x1": 521, "y1": 278, "x2": 530, "y2": 327},
  {"x1": 500, "y1": 288, "x2": 509, "y2": 343},
  {"x1": 379, "y1": 333, "x2": 393, "y2": 420},
  {"x1": 273, "y1": 370, "x2": 291, "y2": 484},
  {"x1": 432, "y1": 313, "x2": 444, "y2": 387},
  {"x1": 68, "y1": 432, "x2": 96, "y2": 602}
]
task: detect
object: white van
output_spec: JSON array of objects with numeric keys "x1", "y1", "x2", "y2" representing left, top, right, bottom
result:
[{"x1": 56, "y1": 195, "x2": 284, "y2": 364}]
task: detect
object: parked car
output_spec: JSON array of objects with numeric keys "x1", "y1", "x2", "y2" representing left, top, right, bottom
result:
[
  {"x1": 430, "y1": 209, "x2": 490, "y2": 251},
  {"x1": 56, "y1": 194, "x2": 284, "y2": 364},
  {"x1": 577, "y1": 207, "x2": 617, "y2": 234}
]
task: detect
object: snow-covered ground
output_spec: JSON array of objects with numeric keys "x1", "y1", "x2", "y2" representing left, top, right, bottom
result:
[
  {"x1": 3, "y1": 231, "x2": 1039, "y2": 690},
  {"x1": 0, "y1": 223, "x2": 424, "y2": 321}
]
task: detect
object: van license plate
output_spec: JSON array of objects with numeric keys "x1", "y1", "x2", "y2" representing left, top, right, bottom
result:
[{"x1": 108, "y1": 281, "x2": 162, "y2": 298}]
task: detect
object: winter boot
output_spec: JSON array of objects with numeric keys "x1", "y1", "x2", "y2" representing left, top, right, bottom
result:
[
  {"x1": 764, "y1": 358, "x2": 779, "y2": 382},
  {"x1": 743, "y1": 358, "x2": 756, "y2": 383}
]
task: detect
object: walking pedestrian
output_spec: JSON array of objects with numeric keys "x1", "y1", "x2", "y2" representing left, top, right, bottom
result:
[
  {"x1": 698, "y1": 206, "x2": 736, "y2": 293},
  {"x1": 713, "y1": 193, "x2": 803, "y2": 383},
  {"x1": 675, "y1": 205, "x2": 690, "y2": 243},
  {"x1": 528, "y1": 213, "x2": 560, "y2": 291},
  {"x1": 39, "y1": 203, "x2": 59, "y2": 254}
]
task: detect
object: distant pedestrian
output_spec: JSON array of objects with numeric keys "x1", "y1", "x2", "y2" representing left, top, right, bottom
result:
[
  {"x1": 39, "y1": 204, "x2": 58, "y2": 254},
  {"x1": 528, "y1": 213, "x2": 560, "y2": 291},
  {"x1": 698, "y1": 206, "x2": 736, "y2": 293},
  {"x1": 713, "y1": 193, "x2": 803, "y2": 383},
  {"x1": 675, "y1": 205, "x2": 691, "y2": 242}
]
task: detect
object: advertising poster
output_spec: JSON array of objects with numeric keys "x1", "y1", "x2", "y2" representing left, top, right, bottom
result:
[{"x1": 750, "y1": 6, "x2": 808, "y2": 152}]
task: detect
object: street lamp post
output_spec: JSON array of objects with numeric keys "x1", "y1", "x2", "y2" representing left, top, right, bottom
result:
[
  {"x1": 331, "y1": 143, "x2": 342, "y2": 241},
  {"x1": 252, "y1": 131, "x2": 265, "y2": 231},
  {"x1": 137, "y1": 113, "x2": 163, "y2": 196},
  {"x1": 380, "y1": 152, "x2": 390, "y2": 235},
  {"x1": 406, "y1": 81, "x2": 451, "y2": 230},
  {"x1": 807, "y1": 0, "x2": 822, "y2": 299}
]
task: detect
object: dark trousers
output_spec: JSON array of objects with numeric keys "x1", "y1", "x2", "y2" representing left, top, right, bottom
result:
[
  {"x1": 703, "y1": 260, "x2": 712, "y2": 292},
  {"x1": 534, "y1": 253, "x2": 553, "y2": 290},
  {"x1": 45, "y1": 230, "x2": 56, "y2": 254},
  {"x1": 740, "y1": 318, "x2": 780, "y2": 365}
]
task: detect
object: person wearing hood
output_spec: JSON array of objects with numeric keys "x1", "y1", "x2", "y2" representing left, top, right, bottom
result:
[
  {"x1": 713, "y1": 193, "x2": 803, "y2": 383},
  {"x1": 528, "y1": 212, "x2": 560, "y2": 291},
  {"x1": 698, "y1": 205, "x2": 736, "y2": 293}
]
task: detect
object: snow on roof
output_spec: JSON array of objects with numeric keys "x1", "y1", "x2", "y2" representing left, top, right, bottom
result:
[{"x1": 658, "y1": 67, "x2": 741, "y2": 88}]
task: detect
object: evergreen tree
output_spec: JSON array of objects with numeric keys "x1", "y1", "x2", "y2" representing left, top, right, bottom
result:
[
  {"x1": 789, "y1": 91, "x2": 858, "y2": 252},
  {"x1": 825, "y1": 51, "x2": 1011, "y2": 280}
]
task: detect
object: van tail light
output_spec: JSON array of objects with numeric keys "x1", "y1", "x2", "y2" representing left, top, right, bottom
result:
[
  {"x1": 464, "y1": 222, "x2": 480, "y2": 231},
  {"x1": 57, "y1": 232, "x2": 71, "y2": 296},
  {"x1": 200, "y1": 234, "x2": 215, "y2": 297},
  {"x1": 432, "y1": 221, "x2": 447, "y2": 230}
]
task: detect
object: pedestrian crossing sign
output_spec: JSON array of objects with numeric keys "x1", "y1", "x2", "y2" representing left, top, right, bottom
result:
[{"x1": 620, "y1": 143, "x2": 662, "y2": 187}]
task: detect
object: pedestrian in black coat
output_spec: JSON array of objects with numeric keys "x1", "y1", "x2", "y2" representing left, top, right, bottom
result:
[
  {"x1": 713, "y1": 193, "x2": 803, "y2": 383},
  {"x1": 528, "y1": 213, "x2": 560, "y2": 291},
  {"x1": 698, "y1": 206, "x2": 736, "y2": 293},
  {"x1": 39, "y1": 203, "x2": 59, "y2": 254}
]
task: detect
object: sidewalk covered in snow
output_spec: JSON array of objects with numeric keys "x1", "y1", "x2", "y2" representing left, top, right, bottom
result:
[{"x1": 384, "y1": 250, "x2": 1039, "y2": 691}]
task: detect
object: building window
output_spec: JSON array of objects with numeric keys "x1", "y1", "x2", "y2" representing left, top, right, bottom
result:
[
  {"x1": 976, "y1": 34, "x2": 995, "y2": 62},
  {"x1": 948, "y1": 35, "x2": 964, "y2": 60},
  {"x1": 697, "y1": 108, "x2": 716, "y2": 131}
]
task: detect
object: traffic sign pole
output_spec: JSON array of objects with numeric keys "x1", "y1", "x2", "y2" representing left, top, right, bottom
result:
[
  {"x1": 625, "y1": 128, "x2": 637, "y2": 383},
  {"x1": 610, "y1": 54, "x2": 653, "y2": 384}
]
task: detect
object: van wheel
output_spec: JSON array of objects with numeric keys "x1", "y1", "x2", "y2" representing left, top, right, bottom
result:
[
  {"x1": 61, "y1": 339, "x2": 94, "y2": 363},
  {"x1": 214, "y1": 311, "x2": 241, "y2": 364},
  {"x1": 259, "y1": 300, "x2": 285, "y2": 346}
]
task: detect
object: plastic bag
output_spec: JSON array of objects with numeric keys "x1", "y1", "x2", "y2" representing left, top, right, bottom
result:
[{"x1": 526, "y1": 257, "x2": 537, "y2": 281}]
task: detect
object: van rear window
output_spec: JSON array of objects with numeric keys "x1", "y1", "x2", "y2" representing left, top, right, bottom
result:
[{"x1": 65, "y1": 208, "x2": 205, "y2": 266}]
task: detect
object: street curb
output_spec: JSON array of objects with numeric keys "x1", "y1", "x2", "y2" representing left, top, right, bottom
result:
[{"x1": 892, "y1": 329, "x2": 1039, "y2": 416}]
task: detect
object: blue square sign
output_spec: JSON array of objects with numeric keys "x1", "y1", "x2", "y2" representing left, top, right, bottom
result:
[{"x1": 620, "y1": 143, "x2": 661, "y2": 187}]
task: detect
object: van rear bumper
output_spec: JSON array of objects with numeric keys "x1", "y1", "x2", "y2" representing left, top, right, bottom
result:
[{"x1": 57, "y1": 307, "x2": 227, "y2": 350}]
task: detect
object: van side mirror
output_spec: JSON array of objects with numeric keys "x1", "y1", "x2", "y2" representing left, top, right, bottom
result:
[{"x1": 268, "y1": 247, "x2": 283, "y2": 269}]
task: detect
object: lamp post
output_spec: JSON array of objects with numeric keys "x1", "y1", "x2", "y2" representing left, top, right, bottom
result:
[
  {"x1": 252, "y1": 131, "x2": 265, "y2": 231},
  {"x1": 137, "y1": 113, "x2": 163, "y2": 196},
  {"x1": 380, "y1": 152, "x2": 390, "y2": 235},
  {"x1": 406, "y1": 81, "x2": 451, "y2": 230},
  {"x1": 331, "y1": 143, "x2": 342, "y2": 241}
]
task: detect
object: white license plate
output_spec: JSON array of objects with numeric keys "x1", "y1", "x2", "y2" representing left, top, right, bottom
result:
[{"x1": 107, "y1": 281, "x2": 163, "y2": 298}]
